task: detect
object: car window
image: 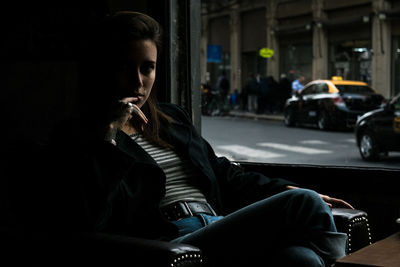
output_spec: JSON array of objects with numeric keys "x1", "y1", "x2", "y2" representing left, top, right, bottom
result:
[
  {"x1": 316, "y1": 83, "x2": 329, "y2": 94},
  {"x1": 302, "y1": 85, "x2": 316, "y2": 95},
  {"x1": 391, "y1": 94, "x2": 400, "y2": 110},
  {"x1": 335, "y1": 85, "x2": 375, "y2": 94}
]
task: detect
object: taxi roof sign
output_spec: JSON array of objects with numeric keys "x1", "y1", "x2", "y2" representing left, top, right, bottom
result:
[{"x1": 331, "y1": 76, "x2": 343, "y2": 81}]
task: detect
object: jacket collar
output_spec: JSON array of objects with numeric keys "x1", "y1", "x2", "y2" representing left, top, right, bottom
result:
[{"x1": 115, "y1": 131, "x2": 157, "y2": 165}]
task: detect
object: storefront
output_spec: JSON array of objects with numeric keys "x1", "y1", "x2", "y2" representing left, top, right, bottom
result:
[
  {"x1": 391, "y1": 1, "x2": 400, "y2": 96},
  {"x1": 207, "y1": 15, "x2": 230, "y2": 89},
  {"x1": 202, "y1": 0, "x2": 398, "y2": 99},
  {"x1": 325, "y1": 2, "x2": 372, "y2": 83},
  {"x1": 393, "y1": 36, "x2": 400, "y2": 96},
  {"x1": 240, "y1": 8, "x2": 267, "y2": 87},
  {"x1": 329, "y1": 39, "x2": 372, "y2": 82},
  {"x1": 279, "y1": 37, "x2": 313, "y2": 82}
]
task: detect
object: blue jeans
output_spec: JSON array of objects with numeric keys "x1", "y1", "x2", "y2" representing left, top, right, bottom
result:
[
  {"x1": 171, "y1": 189, "x2": 347, "y2": 267},
  {"x1": 171, "y1": 214, "x2": 224, "y2": 238}
]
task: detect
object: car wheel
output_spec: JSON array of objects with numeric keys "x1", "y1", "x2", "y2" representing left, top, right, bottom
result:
[
  {"x1": 359, "y1": 131, "x2": 380, "y2": 161},
  {"x1": 317, "y1": 111, "x2": 329, "y2": 130},
  {"x1": 284, "y1": 109, "x2": 295, "y2": 127}
]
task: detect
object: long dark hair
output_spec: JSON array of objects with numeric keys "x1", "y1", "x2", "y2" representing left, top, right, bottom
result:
[{"x1": 80, "y1": 11, "x2": 172, "y2": 147}]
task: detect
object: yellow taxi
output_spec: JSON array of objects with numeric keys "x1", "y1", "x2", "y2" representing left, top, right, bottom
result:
[{"x1": 283, "y1": 77, "x2": 386, "y2": 130}]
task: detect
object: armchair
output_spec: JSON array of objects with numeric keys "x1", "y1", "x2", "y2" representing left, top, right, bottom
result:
[
  {"x1": 1, "y1": 208, "x2": 370, "y2": 267},
  {"x1": 1, "y1": 227, "x2": 202, "y2": 267},
  {"x1": 1, "y1": 144, "x2": 372, "y2": 266}
]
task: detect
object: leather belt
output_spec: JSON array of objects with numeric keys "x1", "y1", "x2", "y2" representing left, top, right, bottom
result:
[{"x1": 161, "y1": 201, "x2": 217, "y2": 221}]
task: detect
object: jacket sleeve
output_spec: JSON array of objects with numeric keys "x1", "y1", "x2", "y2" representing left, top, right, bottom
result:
[{"x1": 46, "y1": 119, "x2": 171, "y2": 238}]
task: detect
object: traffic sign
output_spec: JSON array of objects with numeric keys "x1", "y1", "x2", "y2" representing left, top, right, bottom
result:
[{"x1": 259, "y1": 47, "x2": 274, "y2": 58}]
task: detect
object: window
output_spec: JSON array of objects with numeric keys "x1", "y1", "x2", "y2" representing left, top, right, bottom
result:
[
  {"x1": 301, "y1": 84, "x2": 316, "y2": 95},
  {"x1": 335, "y1": 85, "x2": 375, "y2": 94},
  {"x1": 200, "y1": 1, "x2": 400, "y2": 170},
  {"x1": 316, "y1": 83, "x2": 329, "y2": 94}
]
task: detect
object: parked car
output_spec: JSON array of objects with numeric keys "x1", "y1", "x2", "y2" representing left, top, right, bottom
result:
[
  {"x1": 284, "y1": 77, "x2": 386, "y2": 130},
  {"x1": 355, "y1": 93, "x2": 400, "y2": 161}
]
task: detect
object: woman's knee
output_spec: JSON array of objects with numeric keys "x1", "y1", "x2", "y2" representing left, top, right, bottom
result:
[
  {"x1": 287, "y1": 188, "x2": 327, "y2": 209},
  {"x1": 285, "y1": 188, "x2": 336, "y2": 232},
  {"x1": 289, "y1": 188, "x2": 320, "y2": 199}
]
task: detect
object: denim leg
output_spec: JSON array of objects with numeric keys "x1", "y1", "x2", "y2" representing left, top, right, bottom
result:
[
  {"x1": 272, "y1": 246, "x2": 325, "y2": 267},
  {"x1": 171, "y1": 214, "x2": 224, "y2": 239},
  {"x1": 172, "y1": 189, "x2": 347, "y2": 266},
  {"x1": 171, "y1": 216, "x2": 204, "y2": 237}
]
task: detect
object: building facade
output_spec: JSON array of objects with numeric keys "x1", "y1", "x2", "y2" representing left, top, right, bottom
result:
[{"x1": 201, "y1": 0, "x2": 400, "y2": 98}]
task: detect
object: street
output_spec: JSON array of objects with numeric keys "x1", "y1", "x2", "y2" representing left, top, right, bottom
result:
[{"x1": 201, "y1": 115, "x2": 400, "y2": 169}]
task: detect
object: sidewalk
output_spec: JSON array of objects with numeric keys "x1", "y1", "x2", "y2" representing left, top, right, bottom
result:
[{"x1": 227, "y1": 110, "x2": 284, "y2": 122}]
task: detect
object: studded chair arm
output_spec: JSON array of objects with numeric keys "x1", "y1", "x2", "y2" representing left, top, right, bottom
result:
[
  {"x1": 72, "y1": 232, "x2": 203, "y2": 267},
  {"x1": 332, "y1": 208, "x2": 372, "y2": 254},
  {"x1": 1, "y1": 228, "x2": 203, "y2": 267}
]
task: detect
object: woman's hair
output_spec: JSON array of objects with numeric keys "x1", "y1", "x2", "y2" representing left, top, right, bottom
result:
[{"x1": 81, "y1": 11, "x2": 172, "y2": 147}]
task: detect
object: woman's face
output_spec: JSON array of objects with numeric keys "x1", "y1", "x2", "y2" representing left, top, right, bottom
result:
[{"x1": 115, "y1": 39, "x2": 157, "y2": 108}]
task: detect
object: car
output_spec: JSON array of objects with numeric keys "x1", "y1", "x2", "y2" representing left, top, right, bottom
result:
[
  {"x1": 283, "y1": 77, "x2": 386, "y2": 130},
  {"x1": 355, "y1": 93, "x2": 400, "y2": 161}
]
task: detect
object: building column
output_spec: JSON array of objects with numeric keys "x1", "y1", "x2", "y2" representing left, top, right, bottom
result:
[
  {"x1": 200, "y1": 6, "x2": 209, "y2": 85},
  {"x1": 266, "y1": 0, "x2": 279, "y2": 80},
  {"x1": 312, "y1": 0, "x2": 328, "y2": 80},
  {"x1": 230, "y1": 5, "x2": 241, "y2": 92},
  {"x1": 372, "y1": 0, "x2": 392, "y2": 98}
]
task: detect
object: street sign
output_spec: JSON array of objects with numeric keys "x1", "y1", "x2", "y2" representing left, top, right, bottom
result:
[
  {"x1": 259, "y1": 47, "x2": 274, "y2": 58},
  {"x1": 207, "y1": 44, "x2": 222, "y2": 63}
]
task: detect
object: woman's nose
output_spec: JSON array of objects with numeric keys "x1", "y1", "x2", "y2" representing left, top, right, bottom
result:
[{"x1": 129, "y1": 68, "x2": 144, "y2": 88}]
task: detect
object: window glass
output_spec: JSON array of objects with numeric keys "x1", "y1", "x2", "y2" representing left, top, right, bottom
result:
[
  {"x1": 391, "y1": 94, "x2": 400, "y2": 110},
  {"x1": 301, "y1": 85, "x2": 316, "y2": 95},
  {"x1": 335, "y1": 85, "x2": 375, "y2": 94},
  {"x1": 200, "y1": 1, "x2": 400, "y2": 170},
  {"x1": 316, "y1": 83, "x2": 328, "y2": 94}
]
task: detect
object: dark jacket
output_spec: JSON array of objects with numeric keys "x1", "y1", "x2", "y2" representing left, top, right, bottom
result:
[{"x1": 45, "y1": 103, "x2": 296, "y2": 240}]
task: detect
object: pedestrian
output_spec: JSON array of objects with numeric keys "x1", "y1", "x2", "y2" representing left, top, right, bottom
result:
[
  {"x1": 216, "y1": 70, "x2": 230, "y2": 100},
  {"x1": 292, "y1": 75, "x2": 305, "y2": 95},
  {"x1": 48, "y1": 11, "x2": 352, "y2": 266},
  {"x1": 257, "y1": 75, "x2": 269, "y2": 114},
  {"x1": 244, "y1": 72, "x2": 259, "y2": 112},
  {"x1": 277, "y1": 73, "x2": 292, "y2": 112},
  {"x1": 265, "y1": 75, "x2": 279, "y2": 113},
  {"x1": 231, "y1": 89, "x2": 239, "y2": 109}
]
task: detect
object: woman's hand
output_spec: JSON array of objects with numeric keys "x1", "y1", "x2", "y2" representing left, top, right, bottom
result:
[
  {"x1": 104, "y1": 101, "x2": 132, "y2": 144},
  {"x1": 318, "y1": 194, "x2": 354, "y2": 209},
  {"x1": 128, "y1": 103, "x2": 149, "y2": 127},
  {"x1": 104, "y1": 101, "x2": 148, "y2": 144},
  {"x1": 286, "y1": 185, "x2": 354, "y2": 209},
  {"x1": 120, "y1": 103, "x2": 148, "y2": 135}
]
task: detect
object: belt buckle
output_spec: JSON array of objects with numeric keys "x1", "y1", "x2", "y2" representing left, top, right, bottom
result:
[
  {"x1": 182, "y1": 202, "x2": 193, "y2": 217},
  {"x1": 206, "y1": 202, "x2": 217, "y2": 216},
  {"x1": 184, "y1": 201, "x2": 217, "y2": 217}
]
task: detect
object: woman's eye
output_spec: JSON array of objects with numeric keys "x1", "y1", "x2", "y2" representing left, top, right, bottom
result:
[{"x1": 141, "y1": 63, "x2": 155, "y2": 74}]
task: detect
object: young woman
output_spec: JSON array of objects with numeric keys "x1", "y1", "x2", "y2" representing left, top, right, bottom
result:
[{"x1": 52, "y1": 11, "x2": 353, "y2": 266}]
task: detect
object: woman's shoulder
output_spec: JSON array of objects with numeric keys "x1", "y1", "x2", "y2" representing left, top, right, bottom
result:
[{"x1": 158, "y1": 103, "x2": 192, "y2": 124}]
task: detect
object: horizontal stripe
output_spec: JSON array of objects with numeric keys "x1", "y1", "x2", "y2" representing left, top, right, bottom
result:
[{"x1": 131, "y1": 134, "x2": 207, "y2": 207}]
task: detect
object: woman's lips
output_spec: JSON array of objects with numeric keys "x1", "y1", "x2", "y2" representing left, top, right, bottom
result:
[
  {"x1": 131, "y1": 96, "x2": 142, "y2": 103},
  {"x1": 123, "y1": 95, "x2": 143, "y2": 104}
]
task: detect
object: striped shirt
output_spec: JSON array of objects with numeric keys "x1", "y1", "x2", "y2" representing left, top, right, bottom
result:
[{"x1": 130, "y1": 133, "x2": 207, "y2": 207}]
